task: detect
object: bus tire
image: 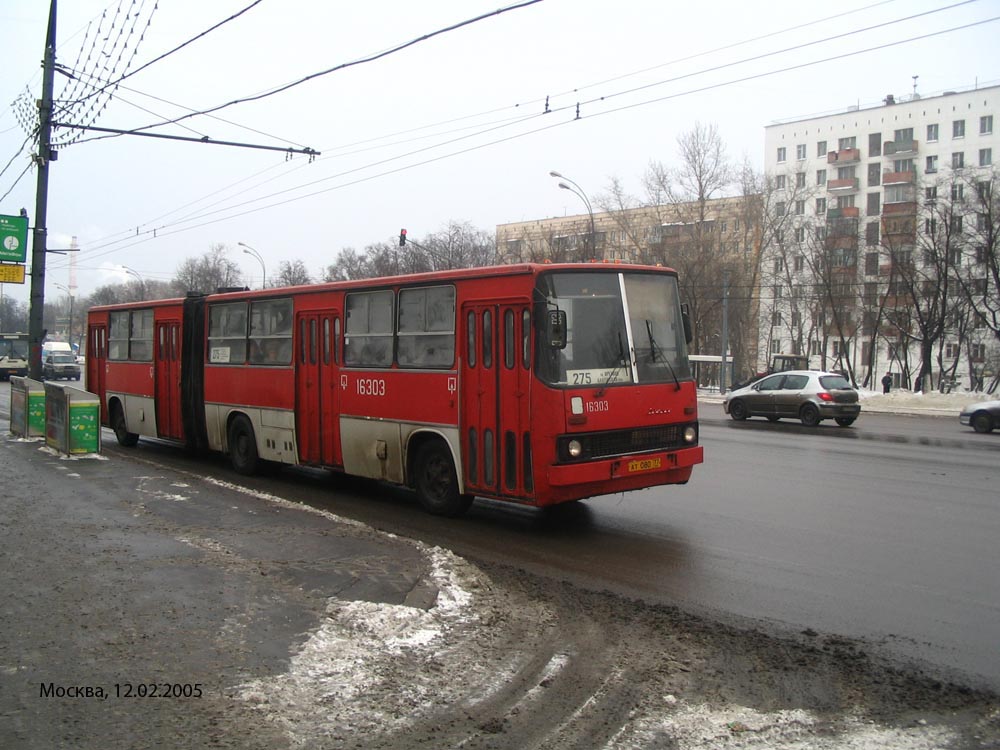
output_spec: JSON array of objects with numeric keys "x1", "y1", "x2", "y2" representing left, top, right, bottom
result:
[
  {"x1": 112, "y1": 402, "x2": 139, "y2": 447},
  {"x1": 413, "y1": 441, "x2": 472, "y2": 517},
  {"x1": 228, "y1": 415, "x2": 259, "y2": 475}
]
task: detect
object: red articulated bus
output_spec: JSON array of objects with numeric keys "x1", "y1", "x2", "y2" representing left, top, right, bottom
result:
[{"x1": 86, "y1": 263, "x2": 703, "y2": 516}]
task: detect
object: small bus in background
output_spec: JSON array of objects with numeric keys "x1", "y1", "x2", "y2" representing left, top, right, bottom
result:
[
  {"x1": 0, "y1": 332, "x2": 29, "y2": 380},
  {"x1": 86, "y1": 263, "x2": 703, "y2": 516}
]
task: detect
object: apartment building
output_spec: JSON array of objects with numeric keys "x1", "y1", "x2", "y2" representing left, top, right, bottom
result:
[{"x1": 762, "y1": 84, "x2": 1000, "y2": 390}]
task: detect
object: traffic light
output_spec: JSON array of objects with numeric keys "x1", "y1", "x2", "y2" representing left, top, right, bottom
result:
[{"x1": 399, "y1": 228, "x2": 407, "y2": 247}]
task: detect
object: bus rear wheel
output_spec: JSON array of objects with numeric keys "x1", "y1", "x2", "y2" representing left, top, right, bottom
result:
[
  {"x1": 112, "y1": 402, "x2": 139, "y2": 447},
  {"x1": 413, "y1": 441, "x2": 472, "y2": 517},
  {"x1": 228, "y1": 415, "x2": 259, "y2": 475}
]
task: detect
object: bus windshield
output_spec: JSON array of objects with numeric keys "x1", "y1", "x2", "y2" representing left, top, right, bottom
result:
[
  {"x1": 535, "y1": 271, "x2": 691, "y2": 387},
  {"x1": 0, "y1": 337, "x2": 28, "y2": 360}
]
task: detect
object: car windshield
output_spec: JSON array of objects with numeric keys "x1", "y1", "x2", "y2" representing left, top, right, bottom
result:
[
  {"x1": 51, "y1": 354, "x2": 76, "y2": 364},
  {"x1": 819, "y1": 375, "x2": 852, "y2": 390},
  {"x1": 534, "y1": 270, "x2": 691, "y2": 387}
]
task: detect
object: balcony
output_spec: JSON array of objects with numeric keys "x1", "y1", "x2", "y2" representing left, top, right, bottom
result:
[
  {"x1": 826, "y1": 206, "x2": 860, "y2": 219},
  {"x1": 884, "y1": 140, "x2": 919, "y2": 156},
  {"x1": 882, "y1": 201, "x2": 917, "y2": 216},
  {"x1": 827, "y1": 177, "x2": 860, "y2": 192},
  {"x1": 882, "y1": 170, "x2": 916, "y2": 185},
  {"x1": 828, "y1": 148, "x2": 861, "y2": 164}
]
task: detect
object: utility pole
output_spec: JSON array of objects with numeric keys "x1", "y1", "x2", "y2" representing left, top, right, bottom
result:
[
  {"x1": 720, "y1": 270, "x2": 730, "y2": 394},
  {"x1": 27, "y1": 0, "x2": 57, "y2": 379}
]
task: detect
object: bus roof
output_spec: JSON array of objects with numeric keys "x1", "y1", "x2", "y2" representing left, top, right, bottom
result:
[{"x1": 87, "y1": 261, "x2": 679, "y2": 312}]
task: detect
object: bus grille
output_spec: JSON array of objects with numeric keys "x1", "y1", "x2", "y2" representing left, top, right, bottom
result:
[{"x1": 557, "y1": 423, "x2": 696, "y2": 463}]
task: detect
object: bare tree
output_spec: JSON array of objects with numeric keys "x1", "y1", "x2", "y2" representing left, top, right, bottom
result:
[
  {"x1": 272, "y1": 259, "x2": 313, "y2": 287},
  {"x1": 173, "y1": 244, "x2": 245, "y2": 294}
]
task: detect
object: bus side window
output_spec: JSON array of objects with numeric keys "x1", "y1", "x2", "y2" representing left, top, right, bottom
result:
[
  {"x1": 467, "y1": 311, "x2": 476, "y2": 367},
  {"x1": 482, "y1": 310, "x2": 493, "y2": 369}
]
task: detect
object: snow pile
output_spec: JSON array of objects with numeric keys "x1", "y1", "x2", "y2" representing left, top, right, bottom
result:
[
  {"x1": 856, "y1": 388, "x2": 998, "y2": 414},
  {"x1": 617, "y1": 702, "x2": 958, "y2": 750}
]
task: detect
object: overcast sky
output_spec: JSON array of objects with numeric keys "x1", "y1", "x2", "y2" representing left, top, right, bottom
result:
[{"x1": 1, "y1": 0, "x2": 998, "y2": 301}]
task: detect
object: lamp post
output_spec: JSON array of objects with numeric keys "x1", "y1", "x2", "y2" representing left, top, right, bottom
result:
[
  {"x1": 238, "y1": 242, "x2": 266, "y2": 289},
  {"x1": 54, "y1": 282, "x2": 74, "y2": 350},
  {"x1": 550, "y1": 170, "x2": 596, "y2": 260},
  {"x1": 122, "y1": 265, "x2": 145, "y2": 301}
]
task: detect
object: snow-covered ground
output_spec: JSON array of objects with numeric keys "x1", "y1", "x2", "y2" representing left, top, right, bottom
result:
[{"x1": 855, "y1": 388, "x2": 998, "y2": 415}]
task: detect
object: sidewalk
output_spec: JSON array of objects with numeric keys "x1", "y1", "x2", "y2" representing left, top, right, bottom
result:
[{"x1": 0, "y1": 432, "x2": 442, "y2": 749}]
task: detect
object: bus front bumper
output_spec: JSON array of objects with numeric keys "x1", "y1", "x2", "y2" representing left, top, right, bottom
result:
[{"x1": 548, "y1": 445, "x2": 704, "y2": 487}]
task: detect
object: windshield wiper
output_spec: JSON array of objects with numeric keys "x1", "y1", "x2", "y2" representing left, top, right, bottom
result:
[
  {"x1": 645, "y1": 319, "x2": 681, "y2": 392},
  {"x1": 595, "y1": 332, "x2": 627, "y2": 397}
]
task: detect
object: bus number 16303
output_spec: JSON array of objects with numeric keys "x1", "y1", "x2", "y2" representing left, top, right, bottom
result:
[{"x1": 356, "y1": 378, "x2": 386, "y2": 396}]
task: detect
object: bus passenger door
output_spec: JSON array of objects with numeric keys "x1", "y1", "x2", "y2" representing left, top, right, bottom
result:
[
  {"x1": 88, "y1": 325, "x2": 107, "y2": 422},
  {"x1": 295, "y1": 310, "x2": 341, "y2": 467},
  {"x1": 155, "y1": 320, "x2": 184, "y2": 439},
  {"x1": 461, "y1": 301, "x2": 531, "y2": 499}
]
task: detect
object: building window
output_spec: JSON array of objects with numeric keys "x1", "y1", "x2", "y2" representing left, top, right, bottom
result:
[
  {"x1": 926, "y1": 155, "x2": 938, "y2": 173},
  {"x1": 816, "y1": 169, "x2": 827, "y2": 185},
  {"x1": 981, "y1": 115, "x2": 993, "y2": 135},
  {"x1": 795, "y1": 200, "x2": 805, "y2": 215},
  {"x1": 832, "y1": 340, "x2": 846, "y2": 357},
  {"x1": 836, "y1": 194, "x2": 855, "y2": 209},
  {"x1": 837, "y1": 165, "x2": 857, "y2": 180},
  {"x1": 838, "y1": 136, "x2": 856, "y2": 150},
  {"x1": 816, "y1": 225, "x2": 828, "y2": 240},
  {"x1": 926, "y1": 186, "x2": 937, "y2": 202},
  {"x1": 945, "y1": 342, "x2": 960, "y2": 359},
  {"x1": 867, "y1": 192, "x2": 881, "y2": 215},
  {"x1": 776, "y1": 174, "x2": 786, "y2": 189},
  {"x1": 865, "y1": 252, "x2": 879, "y2": 274},
  {"x1": 794, "y1": 227, "x2": 805, "y2": 243},
  {"x1": 980, "y1": 148, "x2": 993, "y2": 167},
  {"x1": 868, "y1": 162, "x2": 881, "y2": 186},
  {"x1": 893, "y1": 127, "x2": 913, "y2": 142},
  {"x1": 925, "y1": 218, "x2": 936, "y2": 235},
  {"x1": 971, "y1": 343, "x2": 986, "y2": 363},
  {"x1": 794, "y1": 255, "x2": 805, "y2": 271},
  {"x1": 777, "y1": 146, "x2": 787, "y2": 163},
  {"x1": 774, "y1": 257, "x2": 784, "y2": 273},
  {"x1": 772, "y1": 311, "x2": 783, "y2": 327},
  {"x1": 869, "y1": 132, "x2": 882, "y2": 157},
  {"x1": 771, "y1": 339, "x2": 781, "y2": 354},
  {"x1": 817, "y1": 140, "x2": 827, "y2": 157},
  {"x1": 927, "y1": 123, "x2": 939, "y2": 142},
  {"x1": 796, "y1": 172, "x2": 806, "y2": 187},
  {"x1": 885, "y1": 185, "x2": 909, "y2": 203},
  {"x1": 796, "y1": 144, "x2": 807, "y2": 160},
  {"x1": 893, "y1": 158, "x2": 914, "y2": 173},
  {"x1": 776, "y1": 201, "x2": 786, "y2": 217},
  {"x1": 816, "y1": 197, "x2": 827, "y2": 214},
  {"x1": 866, "y1": 222, "x2": 880, "y2": 247},
  {"x1": 952, "y1": 152, "x2": 965, "y2": 169},
  {"x1": 976, "y1": 246, "x2": 989, "y2": 264},
  {"x1": 951, "y1": 183, "x2": 964, "y2": 202},
  {"x1": 953, "y1": 119, "x2": 965, "y2": 138},
  {"x1": 954, "y1": 215, "x2": 963, "y2": 234}
]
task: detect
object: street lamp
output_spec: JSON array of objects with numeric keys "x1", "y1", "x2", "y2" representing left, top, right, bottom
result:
[
  {"x1": 54, "y1": 282, "x2": 75, "y2": 351},
  {"x1": 122, "y1": 265, "x2": 145, "y2": 301},
  {"x1": 550, "y1": 170, "x2": 596, "y2": 260},
  {"x1": 238, "y1": 242, "x2": 266, "y2": 289}
]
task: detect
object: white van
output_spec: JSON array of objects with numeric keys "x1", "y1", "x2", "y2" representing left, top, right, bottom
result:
[{"x1": 42, "y1": 341, "x2": 73, "y2": 357}]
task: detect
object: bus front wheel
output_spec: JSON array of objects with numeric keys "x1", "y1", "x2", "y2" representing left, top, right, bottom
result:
[
  {"x1": 413, "y1": 441, "x2": 472, "y2": 517},
  {"x1": 112, "y1": 402, "x2": 139, "y2": 447},
  {"x1": 228, "y1": 415, "x2": 259, "y2": 475}
]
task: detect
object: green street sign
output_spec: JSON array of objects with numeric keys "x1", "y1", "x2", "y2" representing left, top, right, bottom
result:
[{"x1": 0, "y1": 215, "x2": 29, "y2": 263}]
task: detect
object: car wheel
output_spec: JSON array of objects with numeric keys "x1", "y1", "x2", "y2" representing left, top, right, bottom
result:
[
  {"x1": 971, "y1": 412, "x2": 994, "y2": 434},
  {"x1": 413, "y1": 440, "x2": 473, "y2": 517},
  {"x1": 228, "y1": 415, "x2": 259, "y2": 475},
  {"x1": 800, "y1": 404, "x2": 821, "y2": 427},
  {"x1": 112, "y1": 402, "x2": 139, "y2": 447},
  {"x1": 728, "y1": 399, "x2": 749, "y2": 421},
  {"x1": 835, "y1": 417, "x2": 856, "y2": 427}
]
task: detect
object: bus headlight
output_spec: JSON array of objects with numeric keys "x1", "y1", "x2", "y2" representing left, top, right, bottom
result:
[
  {"x1": 683, "y1": 426, "x2": 698, "y2": 444},
  {"x1": 567, "y1": 439, "x2": 583, "y2": 458}
]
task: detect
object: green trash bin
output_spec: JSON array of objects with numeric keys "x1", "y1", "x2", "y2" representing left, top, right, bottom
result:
[
  {"x1": 44, "y1": 383, "x2": 101, "y2": 455},
  {"x1": 9, "y1": 376, "x2": 46, "y2": 438}
]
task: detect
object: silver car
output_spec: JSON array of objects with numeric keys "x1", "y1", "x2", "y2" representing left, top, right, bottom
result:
[
  {"x1": 724, "y1": 370, "x2": 860, "y2": 427},
  {"x1": 959, "y1": 400, "x2": 1000, "y2": 433}
]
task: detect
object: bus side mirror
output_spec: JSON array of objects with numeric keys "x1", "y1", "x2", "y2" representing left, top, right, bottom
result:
[
  {"x1": 547, "y1": 310, "x2": 567, "y2": 349},
  {"x1": 681, "y1": 304, "x2": 693, "y2": 345}
]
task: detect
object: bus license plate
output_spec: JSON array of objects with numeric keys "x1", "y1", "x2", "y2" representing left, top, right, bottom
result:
[{"x1": 627, "y1": 457, "x2": 661, "y2": 473}]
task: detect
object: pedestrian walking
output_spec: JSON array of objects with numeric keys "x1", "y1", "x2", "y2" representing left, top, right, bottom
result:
[{"x1": 881, "y1": 372, "x2": 892, "y2": 394}]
